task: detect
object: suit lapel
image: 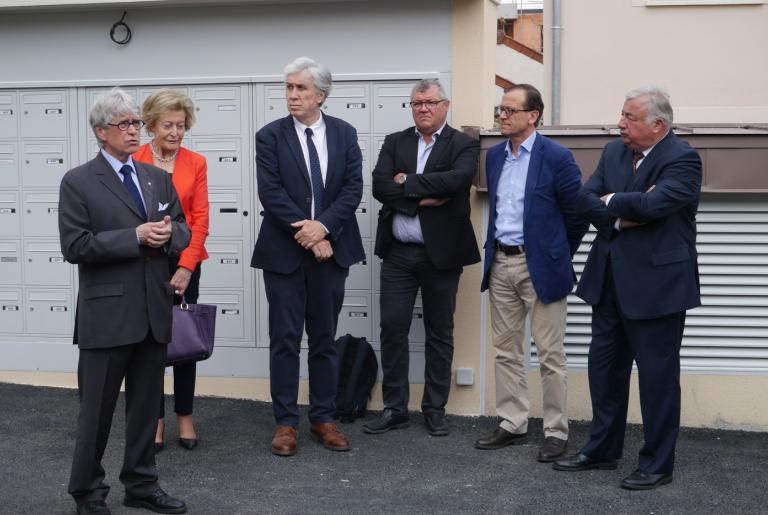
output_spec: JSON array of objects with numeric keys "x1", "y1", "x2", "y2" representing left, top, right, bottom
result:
[
  {"x1": 325, "y1": 115, "x2": 338, "y2": 188},
  {"x1": 618, "y1": 148, "x2": 636, "y2": 192},
  {"x1": 422, "y1": 125, "x2": 453, "y2": 173},
  {"x1": 95, "y1": 153, "x2": 145, "y2": 219},
  {"x1": 523, "y1": 134, "x2": 543, "y2": 221},
  {"x1": 281, "y1": 116, "x2": 312, "y2": 191},
  {"x1": 627, "y1": 131, "x2": 674, "y2": 191},
  {"x1": 135, "y1": 162, "x2": 155, "y2": 220},
  {"x1": 403, "y1": 129, "x2": 419, "y2": 174}
]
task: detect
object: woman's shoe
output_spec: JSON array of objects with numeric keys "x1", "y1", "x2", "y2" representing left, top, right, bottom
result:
[
  {"x1": 154, "y1": 442, "x2": 164, "y2": 453},
  {"x1": 178, "y1": 438, "x2": 198, "y2": 450}
]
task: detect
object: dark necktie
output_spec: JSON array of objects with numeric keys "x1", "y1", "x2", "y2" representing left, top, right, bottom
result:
[
  {"x1": 118, "y1": 164, "x2": 147, "y2": 220},
  {"x1": 305, "y1": 127, "x2": 325, "y2": 218},
  {"x1": 632, "y1": 150, "x2": 644, "y2": 173}
]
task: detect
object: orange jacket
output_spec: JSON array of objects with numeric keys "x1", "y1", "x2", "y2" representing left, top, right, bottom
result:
[{"x1": 133, "y1": 144, "x2": 209, "y2": 271}]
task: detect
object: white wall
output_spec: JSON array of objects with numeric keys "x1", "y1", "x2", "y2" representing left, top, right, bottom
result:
[
  {"x1": 495, "y1": 45, "x2": 544, "y2": 104},
  {"x1": 0, "y1": 1, "x2": 452, "y2": 85},
  {"x1": 544, "y1": 0, "x2": 768, "y2": 125}
]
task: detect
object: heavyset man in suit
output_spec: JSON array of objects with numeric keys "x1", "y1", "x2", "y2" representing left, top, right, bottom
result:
[
  {"x1": 365, "y1": 79, "x2": 480, "y2": 437},
  {"x1": 251, "y1": 56, "x2": 364, "y2": 456},
  {"x1": 554, "y1": 86, "x2": 702, "y2": 490},
  {"x1": 59, "y1": 87, "x2": 190, "y2": 515},
  {"x1": 474, "y1": 84, "x2": 587, "y2": 462}
]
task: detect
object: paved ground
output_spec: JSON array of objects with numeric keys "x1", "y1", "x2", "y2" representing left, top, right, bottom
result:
[{"x1": 1, "y1": 382, "x2": 767, "y2": 514}]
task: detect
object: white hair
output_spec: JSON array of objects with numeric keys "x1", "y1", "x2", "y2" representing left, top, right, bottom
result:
[
  {"x1": 88, "y1": 87, "x2": 140, "y2": 143},
  {"x1": 626, "y1": 85, "x2": 673, "y2": 127},
  {"x1": 283, "y1": 56, "x2": 332, "y2": 103}
]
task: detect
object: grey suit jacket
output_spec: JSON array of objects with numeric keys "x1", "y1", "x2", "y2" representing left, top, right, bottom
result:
[{"x1": 58, "y1": 153, "x2": 191, "y2": 349}]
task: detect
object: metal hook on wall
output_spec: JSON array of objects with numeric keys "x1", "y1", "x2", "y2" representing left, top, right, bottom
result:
[{"x1": 109, "y1": 11, "x2": 132, "y2": 45}]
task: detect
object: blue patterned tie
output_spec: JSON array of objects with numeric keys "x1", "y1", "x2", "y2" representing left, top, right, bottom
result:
[
  {"x1": 305, "y1": 127, "x2": 325, "y2": 218},
  {"x1": 118, "y1": 164, "x2": 147, "y2": 220}
]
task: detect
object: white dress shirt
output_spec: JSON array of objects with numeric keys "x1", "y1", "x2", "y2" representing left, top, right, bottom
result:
[{"x1": 293, "y1": 114, "x2": 328, "y2": 220}]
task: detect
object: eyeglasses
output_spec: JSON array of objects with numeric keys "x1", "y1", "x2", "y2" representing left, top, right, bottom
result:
[
  {"x1": 107, "y1": 119, "x2": 145, "y2": 131},
  {"x1": 495, "y1": 106, "x2": 533, "y2": 117},
  {"x1": 411, "y1": 100, "x2": 446, "y2": 110}
]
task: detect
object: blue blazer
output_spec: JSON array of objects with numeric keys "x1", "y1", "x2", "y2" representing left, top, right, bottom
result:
[
  {"x1": 481, "y1": 133, "x2": 587, "y2": 304},
  {"x1": 575, "y1": 131, "x2": 702, "y2": 319},
  {"x1": 251, "y1": 114, "x2": 365, "y2": 273}
]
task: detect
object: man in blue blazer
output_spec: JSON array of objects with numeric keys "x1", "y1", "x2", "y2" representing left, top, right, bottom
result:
[
  {"x1": 251, "y1": 57, "x2": 364, "y2": 457},
  {"x1": 554, "y1": 86, "x2": 702, "y2": 491},
  {"x1": 474, "y1": 84, "x2": 587, "y2": 462}
]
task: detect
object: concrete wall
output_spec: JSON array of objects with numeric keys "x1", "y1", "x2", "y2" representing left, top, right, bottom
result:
[{"x1": 543, "y1": 0, "x2": 768, "y2": 125}]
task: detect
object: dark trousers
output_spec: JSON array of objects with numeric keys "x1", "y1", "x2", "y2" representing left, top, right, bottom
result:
[
  {"x1": 379, "y1": 240, "x2": 462, "y2": 416},
  {"x1": 263, "y1": 253, "x2": 348, "y2": 427},
  {"x1": 159, "y1": 260, "x2": 202, "y2": 419},
  {"x1": 581, "y1": 262, "x2": 685, "y2": 474},
  {"x1": 69, "y1": 333, "x2": 166, "y2": 505}
]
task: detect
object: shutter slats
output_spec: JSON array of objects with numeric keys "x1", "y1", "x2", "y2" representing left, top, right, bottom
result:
[{"x1": 541, "y1": 198, "x2": 768, "y2": 372}]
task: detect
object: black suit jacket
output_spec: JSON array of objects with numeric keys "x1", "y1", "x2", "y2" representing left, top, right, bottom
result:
[
  {"x1": 58, "y1": 153, "x2": 191, "y2": 349},
  {"x1": 251, "y1": 114, "x2": 365, "y2": 273},
  {"x1": 372, "y1": 124, "x2": 480, "y2": 270}
]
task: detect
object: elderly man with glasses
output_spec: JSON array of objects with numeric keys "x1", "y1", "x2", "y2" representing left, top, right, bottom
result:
[
  {"x1": 474, "y1": 84, "x2": 587, "y2": 462},
  {"x1": 59, "y1": 87, "x2": 190, "y2": 515},
  {"x1": 366, "y1": 78, "x2": 480, "y2": 437}
]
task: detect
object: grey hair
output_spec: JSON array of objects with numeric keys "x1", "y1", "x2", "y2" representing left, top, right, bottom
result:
[
  {"x1": 88, "y1": 87, "x2": 140, "y2": 142},
  {"x1": 411, "y1": 78, "x2": 449, "y2": 101},
  {"x1": 626, "y1": 85, "x2": 673, "y2": 127},
  {"x1": 284, "y1": 56, "x2": 332, "y2": 104}
]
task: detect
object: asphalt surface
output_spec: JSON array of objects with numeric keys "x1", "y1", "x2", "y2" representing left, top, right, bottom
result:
[{"x1": 1, "y1": 382, "x2": 766, "y2": 515}]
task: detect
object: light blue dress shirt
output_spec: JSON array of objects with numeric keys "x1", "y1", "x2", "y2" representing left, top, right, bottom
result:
[
  {"x1": 392, "y1": 123, "x2": 446, "y2": 243},
  {"x1": 494, "y1": 131, "x2": 537, "y2": 246}
]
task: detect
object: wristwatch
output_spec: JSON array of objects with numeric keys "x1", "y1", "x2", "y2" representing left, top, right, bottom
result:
[{"x1": 397, "y1": 175, "x2": 407, "y2": 185}]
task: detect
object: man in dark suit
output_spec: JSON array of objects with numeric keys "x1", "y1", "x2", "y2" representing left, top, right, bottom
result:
[
  {"x1": 251, "y1": 57, "x2": 364, "y2": 456},
  {"x1": 364, "y1": 79, "x2": 480, "y2": 437},
  {"x1": 59, "y1": 87, "x2": 190, "y2": 515},
  {"x1": 474, "y1": 85, "x2": 587, "y2": 462},
  {"x1": 553, "y1": 86, "x2": 702, "y2": 490}
]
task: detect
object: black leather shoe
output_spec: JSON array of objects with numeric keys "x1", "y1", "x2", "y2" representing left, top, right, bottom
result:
[
  {"x1": 178, "y1": 438, "x2": 197, "y2": 450},
  {"x1": 77, "y1": 500, "x2": 110, "y2": 515},
  {"x1": 552, "y1": 452, "x2": 618, "y2": 471},
  {"x1": 154, "y1": 442, "x2": 164, "y2": 453},
  {"x1": 474, "y1": 427, "x2": 527, "y2": 450},
  {"x1": 123, "y1": 488, "x2": 187, "y2": 514},
  {"x1": 537, "y1": 436, "x2": 568, "y2": 462},
  {"x1": 424, "y1": 412, "x2": 449, "y2": 436},
  {"x1": 620, "y1": 469, "x2": 673, "y2": 490},
  {"x1": 363, "y1": 409, "x2": 410, "y2": 434}
]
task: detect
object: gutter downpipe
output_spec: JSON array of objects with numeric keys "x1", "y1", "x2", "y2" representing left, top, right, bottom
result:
[{"x1": 552, "y1": 0, "x2": 562, "y2": 124}]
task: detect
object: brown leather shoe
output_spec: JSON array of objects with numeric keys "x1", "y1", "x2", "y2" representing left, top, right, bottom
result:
[
  {"x1": 310, "y1": 422, "x2": 351, "y2": 452},
  {"x1": 271, "y1": 425, "x2": 297, "y2": 456},
  {"x1": 537, "y1": 436, "x2": 568, "y2": 462}
]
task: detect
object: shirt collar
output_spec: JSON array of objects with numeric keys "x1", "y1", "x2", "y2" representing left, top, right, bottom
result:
[
  {"x1": 415, "y1": 121, "x2": 447, "y2": 142},
  {"x1": 505, "y1": 130, "x2": 537, "y2": 158},
  {"x1": 100, "y1": 148, "x2": 136, "y2": 174},
  {"x1": 293, "y1": 113, "x2": 325, "y2": 134}
]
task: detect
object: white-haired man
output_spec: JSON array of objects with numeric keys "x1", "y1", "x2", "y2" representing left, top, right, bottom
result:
[
  {"x1": 554, "y1": 86, "x2": 702, "y2": 491},
  {"x1": 59, "y1": 87, "x2": 190, "y2": 514},
  {"x1": 251, "y1": 57, "x2": 365, "y2": 456}
]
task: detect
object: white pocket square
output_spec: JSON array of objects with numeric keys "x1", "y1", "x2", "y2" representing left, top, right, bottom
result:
[{"x1": 158, "y1": 202, "x2": 169, "y2": 211}]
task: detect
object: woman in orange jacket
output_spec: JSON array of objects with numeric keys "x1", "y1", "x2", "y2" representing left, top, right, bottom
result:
[{"x1": 134, "y1": 88, "x2": 209, "y2": 452}]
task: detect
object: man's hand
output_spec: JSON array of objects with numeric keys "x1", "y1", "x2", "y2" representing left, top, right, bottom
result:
[
  {"x1": 137, "y1": 215, "x2": 172, "y2": 248},
  {"x1": 291, "y1": 219, "x2": 328, "y2": 249},
  {"x1": 393, "y1": 172, "x2": 407, "y2": 184},
  {"x1": 311, "y1": 240, "x2": 333, "y2": 262},
  {"x1": 170, "y1": 267, "x2": 193, "y2": 297},
  {"x1": 419, "y1": 197, "x2": 449, "y2": 207}
]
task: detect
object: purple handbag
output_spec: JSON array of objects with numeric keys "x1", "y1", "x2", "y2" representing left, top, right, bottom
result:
[{"x1": 166, "y1": 301, "x2": 217, "y2": 366}]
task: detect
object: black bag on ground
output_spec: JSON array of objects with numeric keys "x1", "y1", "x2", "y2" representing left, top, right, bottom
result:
[{"x1": 335, "y1": 334, "x2": 378, "y2": 423}]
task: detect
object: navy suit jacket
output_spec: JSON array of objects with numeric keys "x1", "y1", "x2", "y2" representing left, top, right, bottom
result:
[
  {"x1": 251, "y1": 114, "x2": 365, "y2": 273},
  {"x1": 575, "y1": 131, "x2": 702, "y2": 319},
  {"x1": 481, "y1": 133, "x2": 587, "y2": 303}
]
